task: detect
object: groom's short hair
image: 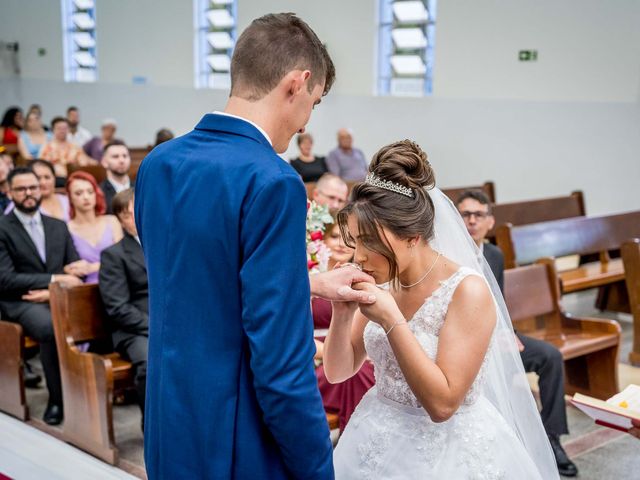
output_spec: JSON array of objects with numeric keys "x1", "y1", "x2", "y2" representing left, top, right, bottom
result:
[{"x1": 230, "y1": 13, "x2": 335, "y2": 101}]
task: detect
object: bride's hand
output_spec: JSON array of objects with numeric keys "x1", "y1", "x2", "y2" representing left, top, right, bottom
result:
[{"x1": 353, "y1": 283, "x2": 404, "y2": 330}]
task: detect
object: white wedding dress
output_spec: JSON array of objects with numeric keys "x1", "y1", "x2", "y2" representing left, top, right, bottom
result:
[{"x1": 333, "y1": 267, "x2": 543, "y2": 479}]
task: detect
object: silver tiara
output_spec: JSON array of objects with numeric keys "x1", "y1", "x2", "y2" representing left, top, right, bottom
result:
[{"x1": 365, "y1": 173, "x2": 414, "y2": 198}]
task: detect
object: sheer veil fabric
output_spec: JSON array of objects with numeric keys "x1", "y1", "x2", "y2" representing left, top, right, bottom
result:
[{"x1": 428, "y1": 187, "x2": 558, "y2": 479}]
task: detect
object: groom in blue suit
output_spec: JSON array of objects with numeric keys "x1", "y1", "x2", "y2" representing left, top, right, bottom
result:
[{"x1": 135, "y1": 14, "x2": 375, "y2": 479}]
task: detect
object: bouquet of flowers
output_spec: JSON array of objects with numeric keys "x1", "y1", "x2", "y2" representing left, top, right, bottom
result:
[{"x1": 306, "y1": 200, "x2": 333, "y2": 274}]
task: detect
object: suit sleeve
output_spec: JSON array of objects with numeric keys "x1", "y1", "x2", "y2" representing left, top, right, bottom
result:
[
  {"x1": 239, "y1": 174, "x2": 334, "y2": 479},
  {"x1": 0, "y1": 231, "x2": 51, "y2": 294},
  {"x1": 494, "y1": 247, "x2": 505, "y2": 294},
  {"x1": 99, "y1": 247, "x2": 148, "y2": 335}
]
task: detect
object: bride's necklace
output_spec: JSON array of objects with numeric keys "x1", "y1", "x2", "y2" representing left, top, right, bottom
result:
[{"x1": 400, "y1": 252, "x2": 441, "y2": 289}]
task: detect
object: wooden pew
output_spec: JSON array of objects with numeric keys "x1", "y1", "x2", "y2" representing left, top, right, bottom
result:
[
  {"x1": 496, "y1": 211, "x2": 640, "y2": 294},
  {"x1": 489, "y1": 191, "x2": 585, "y2": 239},
  {"x1": 442, "y1": 181, "x2": 496, "y2": 204},
  {"x1": 622, "y1": 239, "x2": 640, "y2": 366},
  {"x1": 67, "y1": 163, "x2": 107, "y2": 184},
  {"x1": 504, "y1": 261, "x2": 620, "y2": 399},
  {"x1": 49, "y1": 282, "x2": 134, "y2": 465},
  {"x1": 128, "y1": 146, "x2": 152, "y2": 182},
  {"x1": 0, "y1": 320, "x2": 31, "y2": 420}
]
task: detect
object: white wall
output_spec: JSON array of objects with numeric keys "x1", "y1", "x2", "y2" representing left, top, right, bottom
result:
[
  {"x1": 1, "y1": 0, "x2": 639, "y2": 215},
  {"x1": 435, "y1": 0, "x2": 640, "y2": 101}
]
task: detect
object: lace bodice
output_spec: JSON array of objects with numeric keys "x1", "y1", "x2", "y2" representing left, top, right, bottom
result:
[{"x1": 364, "y1": 267, "x2": 491, "y2": 410}]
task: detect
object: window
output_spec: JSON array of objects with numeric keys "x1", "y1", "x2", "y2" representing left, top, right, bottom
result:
[
  {"x1": 194, "y1": 0, "x2": 238, "y2": 89},
  {"x1": 61, "y1": 0, "x2": 97, "y2": 83},
  {"x1": 378, "y1": 0, "x2": 437, "y2": 96}
]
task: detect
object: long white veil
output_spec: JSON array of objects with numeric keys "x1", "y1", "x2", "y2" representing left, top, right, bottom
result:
[{"x1": 428, "y1": 187, "x2": 559, "y2": 479}]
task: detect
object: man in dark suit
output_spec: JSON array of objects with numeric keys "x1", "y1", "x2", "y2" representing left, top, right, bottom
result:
[
  {"x1": 0, "y1": 167, "x2": 85, "y2": 424},
  {"x1": 99, "y1": 140, "x2": 131, "y2": 214},
  {"x1": 457, "y1": 190, "x2": 578, "y2": 477},
  {"x1": 99, "y1": 188, "x2": 147, "y2": 423}
]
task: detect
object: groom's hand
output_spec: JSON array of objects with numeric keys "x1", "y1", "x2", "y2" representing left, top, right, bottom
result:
[{"x1": 310, "y1": 266, "x2": 377, "y2": 304}]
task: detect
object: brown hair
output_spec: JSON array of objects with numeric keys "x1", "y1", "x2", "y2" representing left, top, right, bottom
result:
[
  {"x1": 338, "y1": 140, "x2": 436, "y2": 286},
  {"x1": 297, "y1": 132, "x2": 313, "y2": 146},
  {"x1": 112, "y1": 188, "x2": 134, "y2": 218},
  {"x1": 230, "y1": 13, "x2": 335, "y2": 101},
  {"x1": 103, "y1": 139, "x2": 128, "y2": 157},
  {"x1": 456, "y1": 189, "x2": 493, "y2": 214}
]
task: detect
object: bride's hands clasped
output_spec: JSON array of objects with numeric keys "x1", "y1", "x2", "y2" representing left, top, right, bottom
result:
[{"x1": 352, "y1": 282, "x2": 404, "y2": 331}]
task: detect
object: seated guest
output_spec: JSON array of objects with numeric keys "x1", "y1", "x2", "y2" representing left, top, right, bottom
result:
[
  {"x1": 20, "y1": 111, "x2": 51, "y2": 159},
  {"x1": 39, "y1": 117, "x2": 90, "y2": 177},
  {"x1": 0, "y1": 152, "x2": 10, "y2": 212},
  {"x1": 313, "y1": 216, "x2": 375, "y2": 432},
  {"x1": 84, "y1": 118, "x2": 119, "y2": 161},
  {"x1": 153, "y1": 128, "x2": 174, "y2": 147},
  {"x1": 290, "y1": 133, "x2": 328, "y2": 182},
  {"x1": 1, "y1": 147, "x2": 14, "y2": 167},
  {"x1": 0, "y1": 107, "x2": 23, "y2": 146},
  {"x1": 66, "y1": 172, "x2": 123, "y2": 283},
  {"x1": 32, "y1": 160, "x2": 70, "y2": 221},
  {"x1": 0, "y1": 167, "x2": 85, "y2": 424},
  {"x1": 4, "y1": 160, "x2": 70, "y2": 221},
  {"x1": 99, "y1": 189, "x2": 147, "y2": 425},
  {"x1": 312, "y1": 173, "x2": 348, "y2": 210},
  {"x1": 99, "y1": 140, "x2": 131, "y2": 213},
  {"x1": 456, "y1": 190, "x2": 578, "y2": 478},
  {"x1": 325, "y1": 128, "x2": 368, "y2": 181},
  {"x1": 66, "y1": 106, "x2": 92, "y2": 147}
]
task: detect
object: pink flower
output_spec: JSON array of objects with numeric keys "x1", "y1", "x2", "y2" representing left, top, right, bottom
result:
[
  {"x1": 310, "y1": 231, "x2": 323, "y2": 242},
  {"x1": 308, "y1": 259, "x2": 319, "y2": 270}
]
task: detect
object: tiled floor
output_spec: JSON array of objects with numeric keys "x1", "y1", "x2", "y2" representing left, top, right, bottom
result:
[{"x1": 3, "y1": 288, "x2": 638, "y2": 479}]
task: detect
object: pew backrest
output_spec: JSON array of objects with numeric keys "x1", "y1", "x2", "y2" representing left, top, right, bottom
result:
[
  {"x1": 490, "y1": 191, "x2": 585, "y2": 238},
  {"x1": 496, "y1": 210, "x2": 640, "y2": 268},
  {"x1": 442, "y1": 181, "x2": 496, "y2": 204}
]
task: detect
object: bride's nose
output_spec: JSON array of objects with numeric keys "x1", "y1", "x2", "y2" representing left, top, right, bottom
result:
[{"x1": 354, "y1": 247, "x2": 367, "y2": 265}]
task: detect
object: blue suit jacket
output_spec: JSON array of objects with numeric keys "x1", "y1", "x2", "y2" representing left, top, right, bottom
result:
[{"x1": 135, "y1": 114, "x2": 334, "y2": 479}]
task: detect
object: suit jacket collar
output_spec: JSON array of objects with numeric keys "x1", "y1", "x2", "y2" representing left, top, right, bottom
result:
[
  {"x1": 7, "y1": 211, "x2": 46, "y2": 268},
  {"x1": 122, "y1": 232, "x2": 145, "y2": 270},
  {"x1": 194, "y1": 113, "x2": 273, "y2": 151}
]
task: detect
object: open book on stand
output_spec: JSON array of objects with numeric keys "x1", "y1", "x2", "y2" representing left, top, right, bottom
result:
[{"x1": 571, "y1": 384, "x2": 640, "y2": 432}]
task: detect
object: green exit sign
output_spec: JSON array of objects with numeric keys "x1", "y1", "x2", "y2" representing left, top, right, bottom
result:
[{"x1": 519, "y1": 50, "x2": 538, "y2": 61}]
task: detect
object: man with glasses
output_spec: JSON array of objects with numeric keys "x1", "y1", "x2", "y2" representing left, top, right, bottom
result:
[
  {"x1": 312, "y1": 173, "x2": 348, "y2": 209},
  {"x1": 456, "y1": 190, "x2": 578, "y2": 478},
  {"x1": 0, "y1": 167, "x2": 84, "y2": 425}
]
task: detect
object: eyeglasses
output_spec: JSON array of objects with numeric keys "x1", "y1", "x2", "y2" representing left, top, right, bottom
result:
[
  {"x1": 11, "y1": 185, "x2": 40, "y2": 194},
  {"x1": 460, "y1": 210, "x2": 490, "y2": 220}
]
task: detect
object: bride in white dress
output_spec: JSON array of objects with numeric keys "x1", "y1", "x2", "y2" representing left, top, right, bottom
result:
[{"x1": 324, "y1": 140, "x2": 558, "y2": 479}]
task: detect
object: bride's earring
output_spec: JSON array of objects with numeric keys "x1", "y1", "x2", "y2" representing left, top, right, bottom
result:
[{"x1": 409, "y1": 242, "x2": 415, "y2": 258}]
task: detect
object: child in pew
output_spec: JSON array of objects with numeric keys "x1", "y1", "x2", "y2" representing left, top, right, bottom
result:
[
  {"x1": 456, "y1": 189, "x2": 578, "y2": 478},
  {"x1": 313, "y1": 214, "x2": 375, "y2": 432}
]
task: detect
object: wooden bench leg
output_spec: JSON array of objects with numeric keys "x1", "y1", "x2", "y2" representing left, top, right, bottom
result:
[
  {"x1": 0, "y1": 321, "x2": 29, "y2": 420},
  {"x1": 60, "y1": 351, "x2": 119, "y2": 465},
  {"x1": 563, "y1": 347, "x2": 619, "y2": 400}
]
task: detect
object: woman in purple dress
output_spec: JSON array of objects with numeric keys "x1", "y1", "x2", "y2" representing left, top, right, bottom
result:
[
  {"x1": 64, "y1": 171, "x2": 122, "y2": 283},
  {"x1": 314, "y1": 219, "x2": 375, "y2": 432}
]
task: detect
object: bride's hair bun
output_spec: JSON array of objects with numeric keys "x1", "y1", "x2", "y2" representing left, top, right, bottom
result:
[{"x1": 369, "y1": 139, "x2": 435, "y2": 191}]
